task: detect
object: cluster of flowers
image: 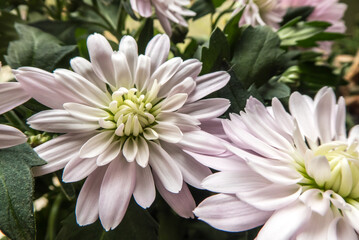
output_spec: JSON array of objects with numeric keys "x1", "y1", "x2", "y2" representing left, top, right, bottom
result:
[{"x1": 0, "y1": 0, "x2": 357, "y2": 239}]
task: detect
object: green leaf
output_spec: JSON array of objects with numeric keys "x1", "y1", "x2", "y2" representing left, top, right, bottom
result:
[
  {"x1": 281, "y1": 6, "x2": 314, "y2": 25},
  {"x1": 258, "y1": 78, "x2": 291, "y2": 100},
  {"x1": 297, "y1": 63, "x2": 340, "y2": 88},
  {"x1": 223, "y1": 7, "x2": 245, "y2": 53},
  {"x1": 56, "y1": 200, "x2": 158, "y2": 240},
  {"x1": 5, "y1": 23, "x2": 77, "y2": 71},
  {"x1": 231, "y1": 26, "x2": 285, "y2": 88},
  {"x1": 190, "y1": 0, "x2": 215, "y2": 20},
  {"x1": 138, "y1": 18, "x2": 154, "y2": 54},
  {"x1": 0, "y1": 143, "x2": 45, "y2": 240},
  {"x1": 200, "y1": 28, "x2": 230, "y2": 74}
]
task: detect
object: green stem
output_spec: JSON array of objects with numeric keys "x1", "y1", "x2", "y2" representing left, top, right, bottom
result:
[
  {"x1": 46, "y1": 193, "x2": 64, "y2": 240},
  {"x1": 3, "y1": 110, "x2": 31, "y2": 132}
]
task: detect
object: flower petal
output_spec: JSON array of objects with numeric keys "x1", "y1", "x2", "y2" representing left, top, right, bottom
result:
[
  {"x1": 160, "y1": 93, "x2": 188, "y2": 112},
  {"x1": 148, "y1": 141, "x2": 183, "y2": 193},
  {"x1": 112, "y1": 52, "x2": 133, "y2": 89},
  {"x1": 79, "y1": 131, "x2": 115, "y2": 158},
  {"x1": 178, "y1": 131, "x2": 227, "y2": 155},
  {"x1": 63, "y1": 102, "x2": 108, "y2": 121},
  {"x1": 123, "y1": 137, "x2": 138, "y2": 162},
  {"x1": 97, "y1": 140, "x2": 123, "y2": 166},
  {"x1": 194, "y1": 194, "x2": 272, "y2": 232},
  {"x1": 63, "y1": 156, "x2": 97, "y2": 182},
  {"x1": 145, "y1": 34, "x2": 170, "y2": 72},
  {"x1": 152, "y1": 123, "x2": 183, "y2": 143},
  {"x1": 133, "y1": 165, "x2": 155, "y2": 208},
  {"x1": 135, "y1": 136, "x2": 149, "y2": 167},
  {"x1": 178, "y1": 98, "x2": 230, "y2": 120},
  {"x1": 0, "y1": 82, "x2": 30, "y2": 115},
  {"x1": 119, "y1": 35, "x2": 138, "y2": 78},
  {"x1": 0, "y1": 124, "x2": 27, "y2": 149},
  {"x1": 99, "y1": 158, "x2": 136, "y2": 231}
]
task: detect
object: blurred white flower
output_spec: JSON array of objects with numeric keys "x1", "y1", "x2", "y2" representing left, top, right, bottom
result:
[
  {"x1": 130, "y1": 0, "x2": 196, "y2": 36},
  {"x1": 194, "y1": 87, "x2": 359, "y2": 239},
  {"x1": 15, "y1": 33, "x2": 230, "y2": 230}
]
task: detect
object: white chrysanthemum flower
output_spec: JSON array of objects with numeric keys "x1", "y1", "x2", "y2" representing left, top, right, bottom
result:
[
  {"x1": 15, "y1": 33, "x2": 230, "y2": 230},
  {"x1": 130, "y1": 0, "x2": 196, "y2": 36},
  {"x1": 0, "y1": 63, "x2": 30, "y2": 149},
  {"x1": 194, "y1": 87, "x2": 359, "y2": 239},
  {"x1": 234, "y1": 0, "x2": 286, "y2": 28}
]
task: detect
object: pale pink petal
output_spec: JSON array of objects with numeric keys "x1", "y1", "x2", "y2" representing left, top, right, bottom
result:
[
  {"x1": 315, "y1": 89, "x2": 335, "y2": 143},
  {"x1": 123, "y1": 137, "x2": 138, "y2": 162},
  {"x1": 160, "y1": 93, "x2": 187, "y2": 112},
  {"x1": 87, "y1": 33, "x2": 116, "y2": 86},
  {"x1": 133, "y1": 165, "x2": 155, "y2": 208},
  {"x1": 119, "y1": 35, "x2": 138, "y2": 77},
  {"x1": 194, "y1": 194, "x2": 272, "y2": 232},
  {"x1": 76, "y1": 166, "x2": 107, "y2": 226},
  {"x1": 335, "y1": 97, "x2": 346, "y2": 141},
  {"x1": 148, "y1": 141, "x2": 183, "y2": 193},
  {"x1": 155, "y1": 6, "x2": 172, "y2": 36},
  {"x1": 187, "y1": 71, "x2": 230, "y2": 103},
  {"x1": 200, "y1": 119, "x2": 228, "y2": 140},
  {"x1": 150, "y1": 57, "x2": 182, "y2": 86},
  {"x1": 111, "y1": 52, "x2": 133, "y2": 88},
  {"x1": 328, "y1": 217, "x2": 358, "y2": 240},
  {"x1": 271, "y1": 98, "x2": 294, "y2": 134},
  {"x1": 145, "y1": 34, "x2": 170, "y2": 72},
  {"x1": 152, "y1": 123, "x2": 183, "y2": 143},
  {"x1": 131, "y1": 0, "x2": 152, "y2": 17},
  {"x1": 32, "y1": 133, "x2": 93, "y2": 176},
  {"x1": 99, "y1": 158, "x2": 136, "y2": 231},
  {"x1": 63, "y1": 102, "x2": 108, "y2": 121},
  {"x1": 161, "y1": 143, "x2": 211, "y2": 189},
  {"x1": 155, "y1": 175, "x2": 195, "y2": 218},
  {"x1": 28, "y1": 110, "x2": 99, "y2": 133},
  {"x1": 296, "y1": 211, "x2": 333, "y2": 240},
  {"x1": 0, "y1": 124, "x2": 27, "y2": 149},
  {"x1": 135, "y1": 137, "x2": 149, "y2": 167},
  {"x1": 257, "y1": 202, "x2": 311, "y2": 240},
  {"x1": 165, "y1": 77, "x2": 196, "y2": 98},
  {"x1": 178, "y1": 98, "x2": 230, "y2": 120},
  {"x1": 178, "y1": 130, "x2": 227, "y2": 155},
  {"x1": 97, "y1": 140, "x2": 122, "y2": 166},
  {"x1": 62, "y1": 156, "x2": 97, "y2": 182},
  {"x1": 0, "y1": 82, "x2": 30, "y2": 115},
  {"x1": 134, "y1": 55, "x2": 151, "y2": 91},
  {"x1": 14, "y1": 67, "x2": 80, "y2": 109},
  {"x1": 299, "y1": 189, "x2": 330, "y2": 216}
]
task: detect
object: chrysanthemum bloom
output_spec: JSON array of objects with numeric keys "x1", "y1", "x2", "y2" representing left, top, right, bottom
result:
[
  {"x1": 233, "y1": 0, "x2": 286, "y2": 28},
  {"x1": 15, "y1": 33, "x2": 230, "y2": 230},
  {"x1": 0, "y1": 64, "x2": 30, "y2": 149},
  {"x1": 130, "y1": 0, "x2": 195, "y2": 36},
  {"x1": 280, "y1": 0, "x2": 347, "y2": 52},
  {"x1": 194, "y1": 87, "x2": 359, "y2": 239}
]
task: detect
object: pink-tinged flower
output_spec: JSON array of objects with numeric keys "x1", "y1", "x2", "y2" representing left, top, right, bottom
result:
[
  {"x1": 0, "y1": 65, "x2": 30, "y2": 149},
  {"x1": 194, "y1": 87, "x2": 359, "y2": 239},
  {"x1": 280, "y1": 0, "x2": 347, "y2": 53},
  {"x1": 15, "y1": 33, "x2": 230, "y2": 230},
  {"x1": 130, "y1": 0, "x2": 196, "y2": 36},
  {"x1": 234, "y1": 0, "x2": 286, "y2": 28}
]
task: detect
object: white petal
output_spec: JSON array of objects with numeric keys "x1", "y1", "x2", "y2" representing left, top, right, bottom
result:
[
  {"x1": 133, "y1": 165, "x2": 155, "y2": 208},
  {"x1": 145, "y1": 34, "x2": 170, "y2": 72},
  {"x1": 257, "y1": 202, "x2": 311, "y2": 240},
  {"x1": 87, "y1": 33, "x2": 116, "y2": 86},
  {"x1": 76, "y1": 166, "x2": 107, "y2": 226},
  {"x1": 63, "y1": 102, "x2": 108, "y2": 121},
  {"x1": 119, "y1": 35, "x2": 138, "y2": 78},
  {"x1": 79, "y1": 131, "x2": 115, "y2": 158},
  {"x1": 165, "y1": 77, "x2": 196, "y2": 98},
  {"x1": 335, "y1": 97, "x2": 346, "y2": 141},
  {"x1": 152, "y1": 123, "x2": 183, "y2": 143},
  {"x1": 97, "y1": 140, "x2": 122, "y2": 166},
  {"x1": 299, "y1": 189, "x2": 330, "y2": 216},
  {"x1": 112, "y1": 51, "x2": 133, "y2": 88},
  {"x1": 305, "y1": 154, "x2": 331, "y2": 187},
  {"x1": 194, "y1": 194, "x2": 272, "y2": 232},
  {"x1": 148, "y1": 141, "x2": 183, "y2": 193},
  {"x1": 134, "y1": 55, "x2": 151, "y2": 91},
  {"x1": 135, "y1": 136, "x2": 149, "y2": 167},
  {"x1": 160, "y1": 93, "x2": 187, "y2": 112},
  {"x1": 271, "y1": 98, "x2": 294, "y2": 134},
  {"x1": 315, "y1": 89, "x2": 335, "y2": 143},
  {"x1": 28, "y1": 110, "x2": 99, "y2": 133},
  {"x1": 70, "y1": 57, "x2": 106, "y2": 91},
  {"x1": 0, "y1": 125, "x2": 27, "y2": 149},
  {"x1": 123, "y1": 137, "x2": 138, "y2": 162},
  {"x1": 150, "y1": 57, "x2": 182, "y2": 86},
  {"x1": 187, "y1": 71, "x2": 230, "y2": 103},
  {"x1": 178, "y1": 98, "x2": 230, "y2": 120},
  {"x1": 63, "y1": 156, "x2": 97, "y2": 182},
  {"x1": 328, "y1": 217, "x2": 357, "y2": 240},
  {"x1": 155, "y1": 176, "x2": 195, "y2": 218},
  {"x1": 99, "y1": 158, "x2": 136, "y2": 231},
  {"x1": 0, "y1": 82, "x2": 30, "y2": 115}
]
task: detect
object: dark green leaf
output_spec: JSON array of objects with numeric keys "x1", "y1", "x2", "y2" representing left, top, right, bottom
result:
[
  {"x1": 5, "y1": 23, "x2": 77, "y2": 71},
  {"x1": 122, "y1": 0, "x2": 139, "y2": 20},
  {"x1": 138, "y1": 18, "x2": 154, "y2": 54},
  {"x1": 258, "y1": 78, "x2": 291, "y2": 100},
  {"x1": 200, "y1": 28, "x2": 230, "y2": 74},
  {"x1": 212, "y1": 0, "x2": 226, "y2": 8},
  {"x1": 0, "y1": 143, "x2": 45, "y2": 240},
  {"x1": 298, "y1": 62, "x2": 339, "y2": 88},
  {"x1": 231, "y1": 26, "x2": 285, "y2": 88},
  {"x1": 190, "y1": 0, "x2": 215, "y2": 20},
  {"x1": 223, "y1": 8, "x2": 245, "y2": 53},
  {"x1": 281, "y1": 6, "x2": 314, "y2": 25},
  {"x1": 56, "y1": 200, "x2": 158, "y2": 240}
]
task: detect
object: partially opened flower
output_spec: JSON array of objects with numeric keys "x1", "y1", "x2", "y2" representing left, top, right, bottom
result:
[
  {"x1": 280, "y1": 0, "x2": 347, "y2": 52},
  {"x1": 0, "y1": 64, "x2": 30, "y2": 149},
  {"x1": 15, "y1": 33, "x2": 230, "y2": 230},
  {"x1": 130, "y1": 0, "x2": 196, "y2": 36},
  {"x1": 234, "y1": 0, "x2": 286, "y2": 28},
  {"x1": 194, "y1": 87, "x2": 359, "y2": 239}
]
